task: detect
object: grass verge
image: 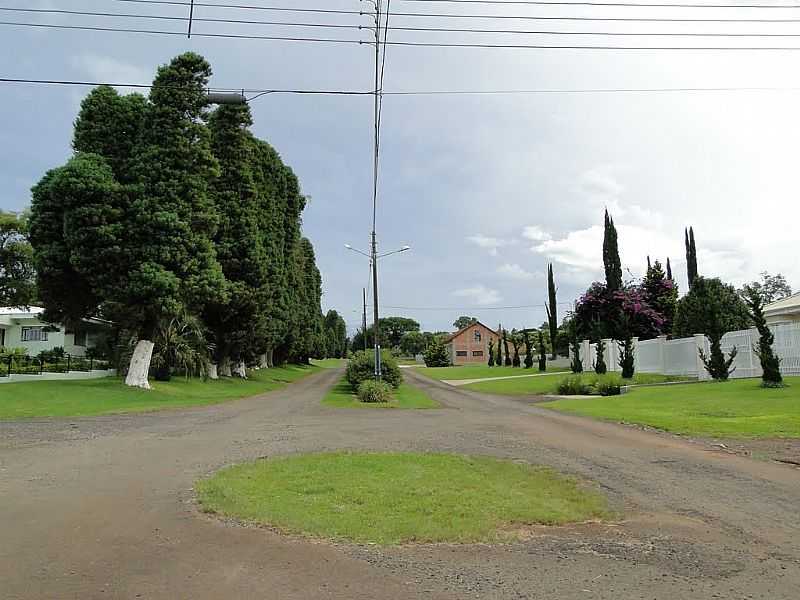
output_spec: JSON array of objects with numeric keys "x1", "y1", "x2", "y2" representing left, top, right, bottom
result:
[
  {"x1": 0, "y1": 364, "x2": 320, "y2": 420},
  {"x1": 464, "y1": 372, "x2": 689, "y2": 396},
  {"x1": 196, "y1": 452, "x2": 612, "y2": 544},
  {"x1": 310, "y1": 358, "x2": 347, "y2": 369},
  {"x1": 543, "y1": 377, "x2": 800, "y2": 438},
  {"x1": 418, "y1": 364, "x2": 569, "y2": 381},
  {"x1": 322, "y1": 377, "x2": 438, "y2": 409}
]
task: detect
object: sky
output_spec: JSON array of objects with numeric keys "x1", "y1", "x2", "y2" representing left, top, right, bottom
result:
[{"x1": 2, "y1": 0, "x2": 800, "y2": 335}]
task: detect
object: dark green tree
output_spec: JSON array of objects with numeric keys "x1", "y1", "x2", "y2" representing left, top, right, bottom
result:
[
  {"x1": 741, "y1": 272, "x2": 792, "y2": 305},
  {"x1": 453, "y1": 315, "x2": 479, "y2": 330},
  {"x1": 545, "y1": 263, "x2": 558, "y2": 360},
  {"x1": 570, "y1": 339, "x2": 583, "y2": 373},
  {"x1": 537, "y1": 330, "x2": 547, "y2": 371},
  {"x1": 487, "y1": 339, "x2": 495, "y2": 366},
  {"x1": 666, "y1": 257, "x2": 673, "y2": 282},
  {"x1": 618, "y1": 337, "x2": 635, "y2": 379},
  {"x1": 523, "y1": 331, "x2": 533, "y2": 369},
  {"x1": 0, "y1": 211, "x2": 37, "y2": 307},
  {"x1": 423, "y1": 338, "x2": 451, "y2": 367},
  {"x1": 378, "y1": 316, "x2": 421, "y2": 349},
  {"x1": 642, "y1": 259, "x2": 678, "y2": 334},
  {"x1": 685, "y1": 227, "x2": 698, "y2": 289},
  {"x1": 511, "y1": 331, "x2": 521, "y2": 367},
  {"x1": 673, "y1": 277, "x2": 751, "y2": 339},
  {"x1": 743, "y1": 287, "x2": 783, "y2": 387},
  {"x1": 400, "y1": 331, "x2": 426, "y2": 357},
  {"x1": 323, "y1": 310, "x2": 348, "y2": 358},
  {"x1": 503, "y1": 329, "x2": 512, "y2": 366},
  {"x1": 495, "y1": 326, "x2": 503, "y2": 366},
  {"x1": 594, "y1": 338, "x2": 607, "y2": 375},
  {"x1": 603, "y1": 210, "x2": 623, "y2": 292}
]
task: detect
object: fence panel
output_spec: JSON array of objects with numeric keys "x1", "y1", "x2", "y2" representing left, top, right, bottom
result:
[
  {"x1": 663, "y1": 337, "x2": 699, "y2": 377},
  {"x1": 772, "y1": 323, "x2": 800, "y2": 376},
  {"x1": 636, "y1": 338, "x2": 662, "y2": 373},
  {"x1": 720, "y1": 328, "x2": 759, "y2": 379}
]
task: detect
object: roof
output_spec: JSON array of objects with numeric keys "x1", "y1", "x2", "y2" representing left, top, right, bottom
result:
[
  {"x1": 0, "y1": 306, "x2": 45, "y2": 317},
  {"x1": 764, "y1": 293, "x2": 800, "y2": 316},
  {"x1": 444, "y1": 320, "x2": 499, "y2": 343}
]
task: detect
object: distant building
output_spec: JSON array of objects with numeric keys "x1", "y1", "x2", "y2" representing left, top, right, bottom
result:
[
  {"x1": 443, "y1": 321, "x2": 500, "y2": 366},
  {"x1": 764, "y1": 293, "x2": 800, "y2": 326},
  {"x1": 0, "y1": 307, "x2": 108, "y2": 357}
]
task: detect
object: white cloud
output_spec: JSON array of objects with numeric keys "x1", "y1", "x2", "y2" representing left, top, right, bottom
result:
[
  {"x1": 452, "y1": 285, "x2": 502, "y2": 305},
  {"x1": 70, "y1": 55, "x2": 152, "y2": 94},
  {"x1": 497, "y1": 263, "x2": 541, "y2": 281},
  {"x1": 466, "y1": 234, "x2": 515, "y2": 257},
  {"x1": 522, "y1": 225, "x2": 551, "y2": 242}
]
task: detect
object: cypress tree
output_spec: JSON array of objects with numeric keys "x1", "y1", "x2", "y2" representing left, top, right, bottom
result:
[
  {"x1": 537, "y1": 330, "x2": 547, "y2": 372},
  {"x1": 488, "y1": 340, "x2": 495, "y2": 367},
  {"x1": 685, "y1": 227, "x2": 699, "y2": 289},
  {"x1": 603, "y1": 210, "x2": 623, "y2": 292},
  {"x1": 495, "y1": 326, "x2": 503, "y2": 367},
  {"x1": 546, "y1": 263, "x2": 558, "y2": 360},
  {"x1": 744, "y1": 288, "x2": 783, "y2": 387},
  {"x1": 523, "y1": 331, "x2": 534, "y2": 369},
  {"x1": 511, "y1": 333, "x2": 521, "y2": 368},
  {"x1": 594, "y1": 338, "x2": 607, "y2": 375},
  {"x1": 503, "y1": 330, "x2": 512, "y2": 366},
  {"x1": 666, "y1": 257, "x2": 673, "y2": 281},
  {"x1": 570, "y1": 338, "x2": 583, "y2": 373}
]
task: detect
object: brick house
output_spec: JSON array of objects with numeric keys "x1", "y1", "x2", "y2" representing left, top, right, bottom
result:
[{"x1": 443, "y1": 321, "x2": 500, "y2": 366}]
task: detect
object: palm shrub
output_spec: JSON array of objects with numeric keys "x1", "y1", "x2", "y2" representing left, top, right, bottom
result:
[
  {"x1": 151, "y1": 313, "x2": 213, "y2": 381},
  {"x1": 357, "y1": 379, "x2": 392, "y2": 403},
  {"x1": 744, "y1": 287, "x2": 783, "y2": 387},
  {"x1": 594, "y1": 339, "x2": 607, "y2": 375},
  {"x1": 488, "y1": 340, "x2": 495, "y2": 367},
  {"x1": 346, "y1": 350, "x2": 402, "y2": 390},
  {"x1": 537, "y1": 330, "x2": 547, "y2": 372},
  {"x1": 423, "y1": 338, "x2": 451, "y2": 368}
]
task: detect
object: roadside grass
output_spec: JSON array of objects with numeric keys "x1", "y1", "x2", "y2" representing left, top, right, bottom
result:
[
  {"x1": 310, "y1": 358, "x2": 347, "y2": 369},
  {"x1": 419, "y1": 364, "x2": 569, "y2": 381},
  {"x1": 322, "y1": 377, "x2": 438, "y2": 409},
  {"x1": 0, "y1": 364, "x2": 320, "y2": 420},
  {"x1": 463, "y1": 372, "x2": 689, "y2": 396},
  {"x1": 543, "y1": 377, "x2": 800, "y2": 438},
  {"x1": 196, "y1": 452, "x2": 612, "y2": 544}
]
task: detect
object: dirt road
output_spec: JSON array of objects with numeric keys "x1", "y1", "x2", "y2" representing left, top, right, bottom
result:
[{"x1": 1, "y1": 368, "x2": 799, "y2": 599}]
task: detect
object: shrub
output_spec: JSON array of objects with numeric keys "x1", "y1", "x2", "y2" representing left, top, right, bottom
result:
[
  {"x1": 556, "y1": 375, "x2": 592, "y2": 395},
  {"x1": 570, "y1": 339, "x2": 583, "y2": 373},
  {"x1": 346, "y1": 350, "x2": 402, "y2": 390},
  {"x1": 357, "y1": 380, "x2": 393, "y2": 403},
  {"x1": 594, "y1": 374, "x2": 622, "y2": 396},
  {"x1": 594, "y1": 339, "x2": 607, "y2": 375},
  {"x1": 37, "y1": 346, "x2": 66, "y2": 363},
  {"x1": 423, "y1": 339, "x2": 451, "y2": 368}
]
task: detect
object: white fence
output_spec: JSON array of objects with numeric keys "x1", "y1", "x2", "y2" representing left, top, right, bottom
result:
[{"x1": 576, "y1": 323, "x2": 800, "y2": 380}]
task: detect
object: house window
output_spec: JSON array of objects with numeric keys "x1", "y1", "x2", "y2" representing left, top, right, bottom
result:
[
  {"x1": 73, "y1": 330, "x2": 87, "y2": 347},
  {"x1": 472, "y1": 350, "x2": 484, "y2": 357},
  {"x1": 456, "y1": 350, "x2": 468, "y2": 357},
  {"x1": 474, "y1": 330, "x2": 482, "y2": 342},
  {"x1": 21, "y1": 327, "x2": 48, "y2": 342}
]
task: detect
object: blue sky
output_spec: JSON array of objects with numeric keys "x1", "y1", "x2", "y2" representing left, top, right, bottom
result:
[{"x1": 3, "y1": 1, "x2": 800, "y2": 334}]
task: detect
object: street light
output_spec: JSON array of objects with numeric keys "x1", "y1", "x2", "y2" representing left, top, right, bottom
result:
[{"x1": 345, "y1": 242, "x2": 411, "y2": 380}]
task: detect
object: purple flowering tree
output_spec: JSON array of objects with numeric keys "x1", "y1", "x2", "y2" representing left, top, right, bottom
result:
[{"x1": 574, "y1": 282, "x2": 666, "y2": 341}]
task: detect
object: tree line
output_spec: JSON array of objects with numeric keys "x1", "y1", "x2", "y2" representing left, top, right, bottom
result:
[{"x1": 26, "y1": 53, "x2": 344, "y2": 388}]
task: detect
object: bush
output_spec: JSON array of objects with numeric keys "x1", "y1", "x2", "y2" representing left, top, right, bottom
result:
[
  {"x1": 556, "y1": 375, "x2": 592, "y2": 395},
  {"x1": 357, "y1": 380, "x2": 393, "y2": 403},
  {"x1": 345, "y1": 350, "x2": 402, "y2": 390},
  {"x1": 37, "y1": 346, "x2": 66, "y2": 363},
  {"x1": 423, "y1": 339, "x2": 451, "y2": 367},
  {"x1": 594, "y1": 374, "x2": 622, "y2": 396}
]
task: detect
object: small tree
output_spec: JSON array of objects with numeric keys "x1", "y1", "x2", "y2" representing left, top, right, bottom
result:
[
  {"x1": 618, "y1": 337, "x2": 635, "y2": 379},
  {"x1": 594, "y1": 338, "x2": 607, "y2": 375},
  {"x1": 744, "y1": 287, "x2": 783, "y2": 386},
  {"x1": 698, "y1": 301, "x2": 737, "y2": 381},
  {"x1": 523, "y1": 331, "x2": 534, "y2": 369},
  {"x1": 487, "y1": 339, "x2": 495, "y2": 367},
  {"x1": 546, "y1": 263, "x2": 558, "y2": 360},
  {"x1": 423, "y1": 338, "x2": 451, "y2": 367},
  {"x1": 570, "y1": 338, "x2": 583, "y2": 373},
  {"x1": 495, "y1": 333, "x2": 503, "y2": 367},
  {"x1": 537, "y1": 330, "x2": 547, "y2": 372},
  {"x1": 511, "y1": 332, "x2": 521, "y2": 367},
  {"x1": 503, "y1": 330, "x2": 512, "y2": 366}
]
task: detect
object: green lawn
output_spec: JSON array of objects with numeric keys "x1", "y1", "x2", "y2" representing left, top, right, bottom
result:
[
  {"x1": 544, "y1": 377, "x2": 800, "y2": 438},
  {"x1": 0, "y1": 364, "x2": 320, "y2": 420},
  {"x1": 310, "y1": 358, "x2": 347, "y2": 369},
  {"x1": 322, "y1": 377, "x2": 438, "y2": 409},
  {"x1": 419, "y1": 364, "x2": 569, "y2": 381},
  {"x1": 196, "y1": 452, "x2": 612, "y2": 544},
  {"x1": 464, "y1": 372, "x2": 689, "y2": 396}
]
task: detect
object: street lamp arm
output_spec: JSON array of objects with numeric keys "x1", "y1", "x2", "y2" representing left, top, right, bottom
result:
[
  {"x1": 376, "y1": 246, "x2": 411, "y2": 259},
  {"x1": 344, "y1": 244, "x2": 371, "y2": 259}
]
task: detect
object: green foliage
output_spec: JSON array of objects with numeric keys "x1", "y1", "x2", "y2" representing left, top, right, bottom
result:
[
  {"x1": 594, "y1": 374, "x2": 622, "y2": 396},
  {"x1": 399, "y1": 330, "x2": 427, "y2": 357},
  {"x1": 743, "y1": 287, "x2": 783, "y2": 386},
  {"x1": 642, "y1": 259, "x2": 678, "y2": 334},
  {"x1": 741, "y1": 271, "x2": 792, "y2": 306},
  {"x1": 557, "y1": 374, "x2": 592, "y2": 395},
  {"x1": 569, "y1": 338, "x2": 583, "y2": 373},
  {"x1": 511, "y1": 331, "x2": 521, "y2": 368},
  {"x1": 699, "y1": 340, "x2": 738, "y2": 381},
  {"x1": 322, "y1": 310, "x2": 348, "y2": 358},
  {"x1": 453, "y1": 316, "x2": 479, "y2": 330},
  {"x1": 502, "y1": 329, "x2": 512, "y2": 367},
  {"x1": 423, "y1": 338, "x2": 451, "y2": 368},
  {"x1": 673, "y1": 277, "x2": 751, "y2": 339},
  {"x1": 523, "y1": 331, "x2": 534, "y2": 369},
  {"x1": 488, "y1": 339, "x2": 495, "y2": 367},
  {"x1": 685, "y1": 227, "x2": 698, "y2": 288},
  {"x1": 345, "y1": 350, "x2": 402, "y2": 390},
  {"x1": 495, "y1": 333, "x2": 503, "y2": 366},
  {"x1": 618, "y1": 336, "x2": 635, "y2": 379},
  {"x1": 546, "y1": 263, "x2": 558, "y2": 359},
  {"x1": 0, "y1": 211, "x2": 37, "y2": 307},
  {"x1": 537, "y1": 330, "x2": 547, "y2": 372},
  {"x1": 377, "y1": 316, "x2": 420, "y2": 349},
  {"x1": 357, "y1": 379, "x2": 393, "y2": 403},
  {"x1": 594, "y1": 339, "x2": 607, "y2": 375},
  {"x1": 150, "y1": 312, "x2": 212, "y2": 381},
  {"x1": 603, "y1": 210, "x2": 622, "y2": 292}
]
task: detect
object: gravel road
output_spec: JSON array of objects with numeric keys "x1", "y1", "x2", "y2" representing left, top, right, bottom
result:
[{"x1": 1, "y1": 367, "x2": 798, "y2": 599}]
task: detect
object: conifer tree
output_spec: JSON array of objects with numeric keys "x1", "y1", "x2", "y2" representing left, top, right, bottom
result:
[
  {"x1": 537, "y1": 330, "x2": 547, "y2": 372},
  {"x1": 546, "y1": 263, "x2": 558, "y2": 360},
  {"x1": 744, "y1": 288, "x2": 783, "y2": 387},
  {"x1": 503, "y1": 329, "x2": 512, "y2": 366},
  {"x1": 666, "y1": 257, "x2": 673, "y2": 281},
  {"x1": 594, "y1": 338, "x2": 607, "y2": 375},
  {"x1": 603, "y1": 210, "x2": 623, "y2": 292},
  {"x1": 495, "y1": 325, "x2": 503, "y2": 366},
  {"x1": 685, "y1": 227, "x2": 699, "y2": 289},
  {"x1": 523, "y1": 331, "x2": 534, "y2": 369},
  {"x1": 488, "y1": 339, "x2": 495, "y2": 367}
]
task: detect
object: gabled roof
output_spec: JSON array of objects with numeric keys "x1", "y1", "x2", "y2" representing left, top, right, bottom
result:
[
  {"x1": 443, "y1": 320, "x2": 499, "y2": 343},
  {"x1": 764, "y1": 293, "x2": 800, "y2": 316},
  {"x1": 0, "y1": 306, "x2": 111, "y2": 326}
]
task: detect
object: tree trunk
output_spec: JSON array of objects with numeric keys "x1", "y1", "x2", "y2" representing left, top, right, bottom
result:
[
  {"x1": 207, "y1": 362, "x2": 219, "y2": 380},
  {"x1": 259, "y1": 353, "x2": 269, "y2": 368},
  {"x1": 232, "y1": 360, "x2": 247, "y2": 379},
  {"x1": 219, "y1": 357, "x2": 232, "y2": 377},
  {"x1": 125, "y1": 340, "x2": 154, "y2": 389},
  {"x1": 266, "y1": 348, "x2": 274, "y2": 368}
]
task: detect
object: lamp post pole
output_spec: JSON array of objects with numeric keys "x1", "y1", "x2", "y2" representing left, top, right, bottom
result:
[
  {"x1": 371, "y1": 233, "x2": 381, "y2": 379},
  {"x1": 362, "y1": 287, "x2": 368, "y2": 352}
]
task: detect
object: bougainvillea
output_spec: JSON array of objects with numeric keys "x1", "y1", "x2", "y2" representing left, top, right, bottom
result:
[{"x1": 574, "y1": 282, "x2": 666, "y2": 341}]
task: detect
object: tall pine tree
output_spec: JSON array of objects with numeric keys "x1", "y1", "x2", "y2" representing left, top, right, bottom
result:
[
  {"x1": 603, "y1": 210, "x2": 623, "y2": 292},
  {"x1": 685, "y1": 227, "x2": 699, "y2": 289},
  {"x1": 545, "y1": 263, "x2": 558, "y2": 360}
]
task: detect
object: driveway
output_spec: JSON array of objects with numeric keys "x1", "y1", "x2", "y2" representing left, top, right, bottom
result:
[{"x1": 1, "y1": 368, "x2": 799, "y2": 599}]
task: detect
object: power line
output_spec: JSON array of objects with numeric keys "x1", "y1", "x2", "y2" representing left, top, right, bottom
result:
[
  {"x1": 106, "y1": 0, "x2": 374, "y2": 17},
  {"x1": 382, "y1": 302, "x2": 575, "y2": 310},
  {"x1": 397, "y1": 0, "x2": 800, "y2": 7}
]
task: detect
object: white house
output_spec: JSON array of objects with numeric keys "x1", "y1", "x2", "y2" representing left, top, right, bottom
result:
[
  {"x1": 0, "y1": 307, "x2": 108, "y2": 357},
  {"x1": 763, "y1": 293, "x2": 800, "y2": 326}
]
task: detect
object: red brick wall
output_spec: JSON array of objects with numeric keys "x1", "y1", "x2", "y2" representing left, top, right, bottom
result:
[{"x1": 447, "y1": 323, "x2": 499, "y2": 365}]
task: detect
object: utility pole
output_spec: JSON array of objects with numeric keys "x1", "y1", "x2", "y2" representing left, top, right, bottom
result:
[
  {"x1": 371, "y1": 0, "x2": 383, "y2": 381},
  {"x1": 362, "y1": 287, "x2": 368, "y2": 352}
]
